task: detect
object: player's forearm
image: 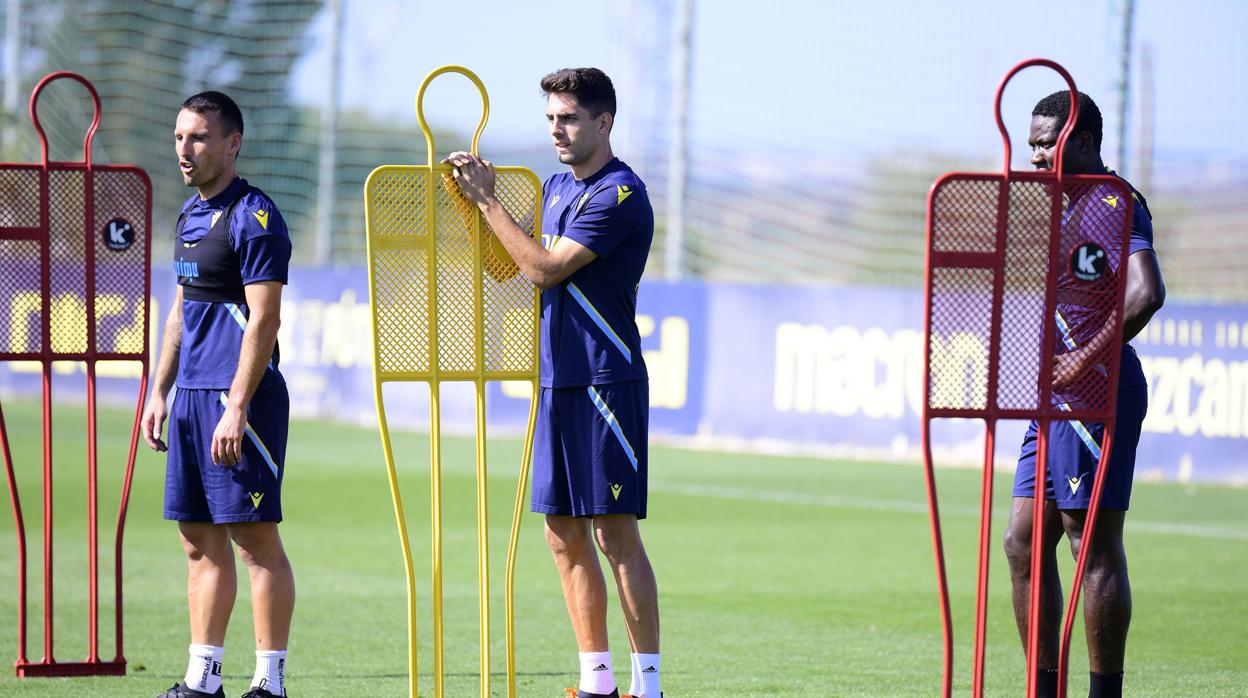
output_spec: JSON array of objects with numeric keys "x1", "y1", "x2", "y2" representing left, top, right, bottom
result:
[
  {"x1": 478, "y1": 198, "x2": 564, "y2": 289},
  {"x1": 225, "y1": 313, "x2": 280, "y2": 411},
  {"x1": 151, "y1": 306, "x2": 182, "y2": 399},
  {"x1": 1080, "y1": 312, "x2": 1119, "y2": 359}
]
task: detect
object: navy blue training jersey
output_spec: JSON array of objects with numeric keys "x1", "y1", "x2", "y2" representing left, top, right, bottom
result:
[
  {"x1": 539, "y1": 158, "x2": 654, "y2": 388},
  {"x1": 174, "y1": 177, "x2": 291, "y2": 389},
  {"x1": 1054, "y1": 171, "x2": 1154, "y2": 406}
]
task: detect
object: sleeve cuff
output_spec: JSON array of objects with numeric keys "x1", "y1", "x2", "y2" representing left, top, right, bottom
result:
[
  {"x1": 242, "y1": 275, "x2": 288, "y2": 286},
  {"x1": 561, "y1": 228, "x2": 610, "y2": 257}
]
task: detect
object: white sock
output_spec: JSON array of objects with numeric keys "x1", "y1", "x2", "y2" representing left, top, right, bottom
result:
[
  {"x1": 578, "y1": 650, "x2": 615, "y2": 694},
  {"x1": 633, "y1": 653, "x2": 660, "y2": 697},
  {"x1": 251, "y1": 649, "x2": 287, "y2": 696},
  {"x1": 629, "y1": 653, "x2": 644, "y2": 696},
  {"x1": 184, "y1": 644, "x2": 224, "y2": 694}
]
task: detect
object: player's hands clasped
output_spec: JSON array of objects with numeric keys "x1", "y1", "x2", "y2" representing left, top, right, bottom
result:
[
  {"x1": 1052, "y1": 350, "x2": 1092, "y2": 389},
  {"x1": 141, "y1": 395, "x2": 169, "y2": 452},
  {"x1": 212, "y1": 404, "x2": 247, "y2": 467},
  {"x1": 442, "y1": 151, "x2": 496, "y2": 206}
]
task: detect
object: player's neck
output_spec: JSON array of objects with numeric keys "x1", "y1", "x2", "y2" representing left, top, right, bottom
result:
[
  {"x1": 197, "y1": 167, "x2": 238, "y2": 201},
  {"x1": 570, "y1": 144, "x2": 615, "y2": 181},
  {"x1": 1068, "y1": 155, "x2": 1106, "y2": 176}
]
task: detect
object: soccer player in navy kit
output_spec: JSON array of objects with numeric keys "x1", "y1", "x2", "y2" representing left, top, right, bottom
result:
[
  {"x1": 446, "y1": 68, "x2": 662, "y2": 698},
  {"x1": 142, "y1": 92, "x2": 295, "y2": 698},
  {"x1": 1003, "y1": 91, "x2": 1165, "y2": 698}
]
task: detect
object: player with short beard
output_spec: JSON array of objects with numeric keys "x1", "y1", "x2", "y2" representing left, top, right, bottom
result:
[
  {"x1": 446, "y1": 67, "x2": 662, "y2": 698},
  {"x1": 1004, "y1": 90, "x2": 1165, "y2": 698},
  {"x1": 143, "y1": 91, "x2": 295, "y2": 698}
]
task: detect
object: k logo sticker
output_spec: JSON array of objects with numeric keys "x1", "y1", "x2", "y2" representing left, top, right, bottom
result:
[
  {"x1": 1070, "y1": 242, "x2": 1107, "y2": 282},
  {"x1": 102, "y1": 218, "x2": 135, "y2": 251}
]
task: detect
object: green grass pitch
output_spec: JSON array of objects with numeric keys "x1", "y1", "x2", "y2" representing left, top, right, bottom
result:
[{"x1": 0, "y1": 399, "x2": 1245, "y2": 696}]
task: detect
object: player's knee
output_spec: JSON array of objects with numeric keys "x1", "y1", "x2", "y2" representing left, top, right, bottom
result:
[
  {"x1": 544, "y1": 518, "x2": 592, "y2": 559},
  {"x1": 181, "y1": 538, "x2": 209, "y2": 562},
  {"x1": 1082, "y1": 558, "x2": 1130, "y2": 601},
  {"x1": 1066, "y1": 533, "x2": 1084, "y2": 561},
  {"x1": 179, "y1": 524, "x2": 228, "y2": 561},
  {"x1": 1003, "y1": 525, "x2": 1033, "y2": 571},
  {"x1": 593, "y1": 522, "x2": 643, "y2": 566},
  {"x1": 238, "y1": 543, "x2": 292, "y2": 572},
  {"x1": 1075, "y1": 538, "x2": 1127, "y2": 578},
  {"x1": 229, "y1": 525, "x2": 288, "y2": 568}
]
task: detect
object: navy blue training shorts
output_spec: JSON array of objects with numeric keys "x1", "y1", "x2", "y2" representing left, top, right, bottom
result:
[
  {"x1": 532, "y1": 381, "x2": 649, "y2": 519},
  {"x1": 164, "y1": 376, "x2": 289, "y2": 524},
  {"x1": 1013, "y1": 384, "x2": 1147, "y2": 511}
]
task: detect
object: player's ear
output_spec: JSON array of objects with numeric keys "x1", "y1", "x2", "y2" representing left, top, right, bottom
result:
[
  {"x1": 599, "y1": 111, "x2": 613, "y2": 136},
  {"x1": 1076, "y1": 131, "x2": 1095, "y2": 154},
  {"x1": 228, "y1": 131, "x2": 242, "y2": 159}
]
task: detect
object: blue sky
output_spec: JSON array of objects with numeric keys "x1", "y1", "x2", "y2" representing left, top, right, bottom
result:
[{"x1": 292, "y1": 0, "x2": 1248, "y2": 175}]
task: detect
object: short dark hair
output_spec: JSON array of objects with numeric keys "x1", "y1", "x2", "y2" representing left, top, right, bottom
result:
[
  {"x1": 180, "y1": 91, "x2": 244, "y2": 136},
  {"x1": 540, "y1": 68, "x2": 616, "y2": 118},
  {"x1": 1032, "y1": 90, "x2": 1102, "y2": 150}
]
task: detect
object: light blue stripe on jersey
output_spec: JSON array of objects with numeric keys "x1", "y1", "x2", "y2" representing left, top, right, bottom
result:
[
  {"x1": 1055, "y1": 310, "x2": 1077, "y2": 350},
  {"x1": 587, "y1": 386, "x2": 639, "y2": 471},
  {"x1": 1057, "y1": 402, "x2": 1103, "y2": 460},
  {"x1": 224, "y1": 302, "x2": 275, "y2": 371},
  {"x1": 218, "y1": 392, "x2": 280, "y2": 479},
  {"x1": 1056, "y1": 309, "x2": 1109, "y2": 379},
  {"x1": 1053, "y1": 310, "x2": 1104, "y2": 458},
  {"x1": 567, "y1": 282, "x2": 632, "y2": 363},
  {"x1": 225, "y1": 302, "x2": 249, "y2": 331}
]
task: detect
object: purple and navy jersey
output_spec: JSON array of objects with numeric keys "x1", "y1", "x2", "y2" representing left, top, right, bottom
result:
[
  {"x1": 539, "y1": 158, "x2": 654, "y2": 388},
  {"x1": 1054, "y1": 171, "x2": 1153, "y2": 401},
  {"x1": 175, "y1": 177, "x2": 291, "y2": 389}
]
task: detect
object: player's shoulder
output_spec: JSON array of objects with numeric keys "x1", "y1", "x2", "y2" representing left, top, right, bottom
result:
[
  {"x1": 586, "y1": 160, "x2": 649, "y2": 209},
  {"x1": 1077, "y1": 177, "x2": 1154, "y2": 247},
  {"x1": 236, "y1": 184, "x2": 281, "y2": 217},
  {"x1": 599, "y1": 159, "x2": 647, "y2": 192},
  {"x1": 230, "y1": 183, "x2": 287, "y2": 237},
  {"x1": 1101, "y1": 170, "x2": 1153, "y2": 221},
  {"x1": 1073, "y1": 180, "x2": 1131, "y2": 224},
  {"x1": 1129, "y1": 193, "x2": 1154, "y2": 241}
]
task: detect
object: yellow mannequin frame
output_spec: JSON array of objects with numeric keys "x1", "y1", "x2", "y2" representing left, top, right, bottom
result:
[{"x1": 363, "y1": 65, "x2": 541, "y2": 698}]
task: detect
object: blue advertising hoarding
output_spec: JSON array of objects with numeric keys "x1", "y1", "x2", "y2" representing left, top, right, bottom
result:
[{"x1": 0, "y1": 267, "x2": 1242, "y2": 485}]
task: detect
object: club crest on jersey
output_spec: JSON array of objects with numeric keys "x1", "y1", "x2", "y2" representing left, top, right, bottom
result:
[
  {"x1": 1070, "y1": 242, "x2": 1106, "y2": 282},
  {"x1": 102, "y1": 218, "x2": 135, "y2": 251}
]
